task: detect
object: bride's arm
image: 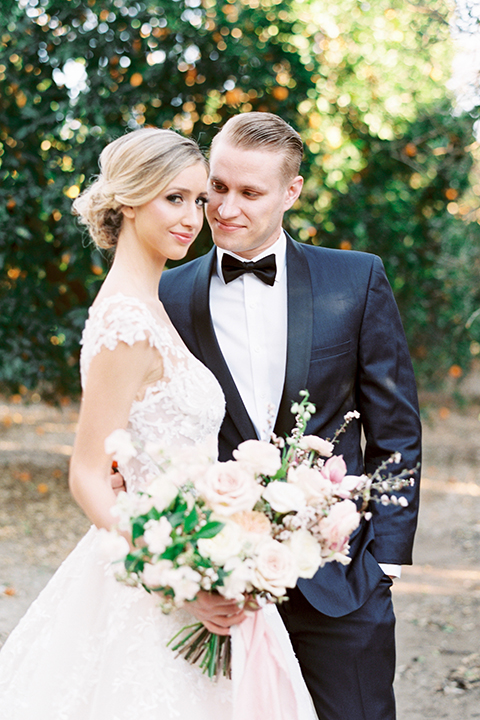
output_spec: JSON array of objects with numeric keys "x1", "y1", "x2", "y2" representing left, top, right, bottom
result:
[{"x1": 69, "y1": 339, "x2": 159, "y2": 531}]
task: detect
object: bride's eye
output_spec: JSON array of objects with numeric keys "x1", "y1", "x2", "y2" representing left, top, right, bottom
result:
[
  {"x1": 166, "y1": 193, "x2": 183, "y2": 204},
  {"x1": 196, "y1": 196, "x2": 209, "y2": 208}
]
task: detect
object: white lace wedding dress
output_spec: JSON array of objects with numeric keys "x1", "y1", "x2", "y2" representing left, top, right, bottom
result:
[{"x1": 0, "y1": 294, "x2": 316, "y2": 720}]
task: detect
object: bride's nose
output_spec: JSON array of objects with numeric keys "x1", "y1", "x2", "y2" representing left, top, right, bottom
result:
[{"x1": 181, "y1": 201, "x2": 201, "y2": 228}]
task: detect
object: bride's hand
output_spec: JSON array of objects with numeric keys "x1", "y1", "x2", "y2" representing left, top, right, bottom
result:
[{"x1": 187, "y1": 591, "x2": 246, "y2": 636}]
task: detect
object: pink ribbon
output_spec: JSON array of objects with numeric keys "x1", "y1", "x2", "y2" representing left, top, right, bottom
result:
[{"x1": 232, "y1": 610, "x2": 300, "y2": 720}]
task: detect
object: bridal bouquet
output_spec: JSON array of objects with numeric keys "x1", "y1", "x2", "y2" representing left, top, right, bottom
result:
[{"x1": 101, "y1": 392, "x2": 414, "y2": 679}]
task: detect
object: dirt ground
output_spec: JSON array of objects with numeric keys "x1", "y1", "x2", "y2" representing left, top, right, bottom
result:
[{"x1": 1, "y1": 394, "x2": 480, "y2": 718}]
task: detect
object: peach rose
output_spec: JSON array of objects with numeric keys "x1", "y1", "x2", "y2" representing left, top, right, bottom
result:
[{"x1": 230, "y1": 510, "x2": 272, "y2": 536}]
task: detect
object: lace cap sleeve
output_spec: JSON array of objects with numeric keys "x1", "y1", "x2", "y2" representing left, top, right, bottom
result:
[{"x1": 79, "y1": 294, "x2": 163, "y2": 387}]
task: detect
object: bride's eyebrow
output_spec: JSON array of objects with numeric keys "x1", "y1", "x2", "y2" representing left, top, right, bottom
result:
[{"x1": 166, "y1": 187, "x2": 190, "y2": 193}]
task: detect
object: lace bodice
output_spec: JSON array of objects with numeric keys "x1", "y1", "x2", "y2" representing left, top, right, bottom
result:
[{"x1": 80, "y1": 293, "x2": 225, "y2": 490}]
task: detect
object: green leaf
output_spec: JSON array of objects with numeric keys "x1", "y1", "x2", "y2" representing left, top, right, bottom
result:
[
  {"x1": 193, "y1": 521, "x2": 224, "y2": 540},
  {"x1": 183, "y1": 506, "x2": 199, "y2": 534}
]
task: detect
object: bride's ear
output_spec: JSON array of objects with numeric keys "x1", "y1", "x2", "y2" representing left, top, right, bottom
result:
[{"x1": 121, "y1": 205, "x2": 135, "y2": 219}]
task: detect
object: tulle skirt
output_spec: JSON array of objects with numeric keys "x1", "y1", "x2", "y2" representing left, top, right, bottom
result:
[
  {"x1": 0, "y1": 527, "x2": 232, "y2": 719},
  {"x1": 0, "y1": 526, "x2": 317, "y2": 720}
]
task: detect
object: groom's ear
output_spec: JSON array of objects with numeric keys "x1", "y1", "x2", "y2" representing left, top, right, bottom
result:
[{"x1": 283, "y1": 175, "x2": 304, "y2": 211}]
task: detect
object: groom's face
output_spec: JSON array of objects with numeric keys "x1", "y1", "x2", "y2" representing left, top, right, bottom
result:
[{"x1": 206, "y1": 138, "x2": 303, "y2": 261}]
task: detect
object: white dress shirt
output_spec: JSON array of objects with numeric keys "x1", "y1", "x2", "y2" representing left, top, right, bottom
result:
[
  {"x1": 210, "y1": 232, "x2": 288, "y2": 440},
  {"x1": 209, "y1": 230, "x2": 400, "y2": 579}
]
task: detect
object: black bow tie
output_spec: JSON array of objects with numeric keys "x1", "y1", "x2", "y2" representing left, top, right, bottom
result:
[{"x1": 221, "y1": 253, "x2": 277, "y2": 286}]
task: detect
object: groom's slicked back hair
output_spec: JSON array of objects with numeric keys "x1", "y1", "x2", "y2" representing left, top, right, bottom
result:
[{"x1": 211, "y1": 112, "x2": 303, "y2": 181}]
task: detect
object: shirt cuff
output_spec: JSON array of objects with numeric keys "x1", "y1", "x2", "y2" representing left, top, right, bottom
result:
[{"x1": 378, "y1": 563, "x2": 401, "y2": 579}]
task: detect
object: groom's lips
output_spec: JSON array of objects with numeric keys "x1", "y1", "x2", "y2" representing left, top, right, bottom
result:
[{"x1": 213, "y1": 219, "x2": 245, "y2": 232}]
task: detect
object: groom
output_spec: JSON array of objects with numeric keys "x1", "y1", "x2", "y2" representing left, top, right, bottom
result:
[{"x1": 158, "y1": 112, "x2": 421, "y2": 720}]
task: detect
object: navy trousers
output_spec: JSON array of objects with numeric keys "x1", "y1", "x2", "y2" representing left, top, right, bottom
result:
[{"x1": 278, "y1": 577, "x2": 396, "y2": 720}]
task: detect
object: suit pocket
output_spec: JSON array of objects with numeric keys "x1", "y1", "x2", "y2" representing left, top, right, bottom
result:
[{"x1": 311, "y1": 339, "x2": 351, "y2": 362}]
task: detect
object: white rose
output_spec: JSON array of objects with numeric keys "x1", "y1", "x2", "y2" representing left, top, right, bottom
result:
[
  {"x1": 133, "y1": 492, "x2": 156, "y2": 516},
  {"x1": 141, "y1": 559, "x2": 173, "y2": 589},
  {"x1": 288, "y1": 465, "x2": 332, "y2": 505},
  {"x1": 317, "y1": 500, "x2": 360, "y2": 554},
  {"x1": 262, "y1": 480, "x2": 307, "y2": 514},
  {"x1": 196, "y1": 461, "x2": 262, "y2": 516},
  {"x1": 163, "y1": 566, "x2": 202, "y2": 604},
  {"x1": 147, "y1": 476, "x2": 178, "y2": 512},
  {"x1": 298, "y1": 435, "x2": 334, "y2": 457},
  {"x1": 253, "y1": 538, "x2": 298, "y2": 597},
  {"x1": 97, "y1": 528, "x2": 130, "y2": 563},
  {"x1": 220, "y1": 557, "x2": 255, "y2": 601},
  {"x1": 110, "y1": 490, "x2": 136, "y2": 531},
  {"x1": 284, "y1": 529, "x2": 321, "y2": 579},
  {"x1": 233, "y1": 440, "x2": 282, "y2": 476},
  {"x1": 143, "y1": 517, "x2": 173, "y2": 555},
  {"x1": 197, "y1": 519, "x2": 244, "y2": 565},
  {"x1": 104, "y1": 429, "x2": 137, "y2": 464}
]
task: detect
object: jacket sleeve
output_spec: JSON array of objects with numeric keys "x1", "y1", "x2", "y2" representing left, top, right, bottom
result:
[{"x1": 356, "y1": 255, "x2": 421, "y2": 565}]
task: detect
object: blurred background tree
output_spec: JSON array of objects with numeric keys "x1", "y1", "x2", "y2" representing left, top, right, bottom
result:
[{"x1": 1, "y1": 0, "x2": 479, "y2": 397}]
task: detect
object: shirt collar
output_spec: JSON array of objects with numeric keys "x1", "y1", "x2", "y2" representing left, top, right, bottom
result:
[{"x1": 215, "y1": 230, "x2": 287, "y2": 285}]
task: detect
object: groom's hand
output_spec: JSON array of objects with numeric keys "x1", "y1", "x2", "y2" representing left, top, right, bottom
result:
[
  {"x1": 110, "y1": 465, "x2": 126, "y2": 495},
  {"x1": 187, "y1": 591, "x2": 246, "y2": 636}
]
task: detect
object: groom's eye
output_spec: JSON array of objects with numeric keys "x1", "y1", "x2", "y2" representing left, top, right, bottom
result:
[{"x1": 211, "y1": 181, "x2": 226, "y2": 193}]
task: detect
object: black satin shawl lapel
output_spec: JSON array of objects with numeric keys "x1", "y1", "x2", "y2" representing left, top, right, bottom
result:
[
  {"x1": 274, "y1": 236, "x2": 313, "y2": 439},
  {"x1": 191, "y1": 249, "x2": 258, "y2": 442}
]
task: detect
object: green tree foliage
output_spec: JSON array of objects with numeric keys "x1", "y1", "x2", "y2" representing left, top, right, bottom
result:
[{"x1": 0, "y1": 0, "x2": 479, "y2": 395}]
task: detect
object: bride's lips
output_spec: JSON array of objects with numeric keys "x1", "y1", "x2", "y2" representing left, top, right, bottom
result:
[{"x1": 171, "y1": 232, "x2": 194, "y2": 245}]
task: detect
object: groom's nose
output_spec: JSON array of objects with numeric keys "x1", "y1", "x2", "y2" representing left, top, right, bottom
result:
[{"x1": 217, "y1": 193, "x2": 241, "y2": 219}]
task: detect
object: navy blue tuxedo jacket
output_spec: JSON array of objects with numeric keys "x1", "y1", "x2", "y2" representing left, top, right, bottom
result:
[{"x1": 159, "y1": 234, "x2": 421, "y2": 618}]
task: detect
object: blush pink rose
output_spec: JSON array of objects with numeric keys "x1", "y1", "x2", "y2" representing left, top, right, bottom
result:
[
  {"x1": 196, "y1": 461, "x2": 262, "y2": 516},
  {"x1": 335, "y1": 474, "x2": 369, "y2": 499},
  {"x1": 253, "y1": 538, "x2": 298, "y2": 597},
  {"x1": 288, "y1": 464, "x2": 332, "y2": 505},
  {"x1": 317, "y1": 500, "x2": 360, "y2": 554},
  {"x1": 321, "y1": 455, "x2": 347, "y2": 485}
]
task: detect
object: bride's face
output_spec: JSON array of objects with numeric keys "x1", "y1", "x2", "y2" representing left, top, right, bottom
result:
[{"x1": 123, "y1": 162, "x2": 208, "y2": 262}]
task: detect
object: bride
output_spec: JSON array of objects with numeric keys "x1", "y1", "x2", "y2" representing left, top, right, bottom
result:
[{"x1": 0, "y1": 128, "x2": 316, "y2": 719}]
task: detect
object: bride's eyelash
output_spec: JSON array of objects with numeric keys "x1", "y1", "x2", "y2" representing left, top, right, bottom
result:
[
  {"x1": 197, "y1": 196, "x2": 209, "y2": 207},
  {"x1": 166, "y1": 193, "x2": 183, "y2": 204}
]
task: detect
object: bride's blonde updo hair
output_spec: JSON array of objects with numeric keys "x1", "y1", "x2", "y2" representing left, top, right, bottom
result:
[{"x1": 72, "y1": 128, "x2": 207, "y2": 249}]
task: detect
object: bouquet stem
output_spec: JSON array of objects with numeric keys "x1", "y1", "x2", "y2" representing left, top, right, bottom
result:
[{"x1": 167, "y1": 622, "x2": 232, "y2": 680}]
